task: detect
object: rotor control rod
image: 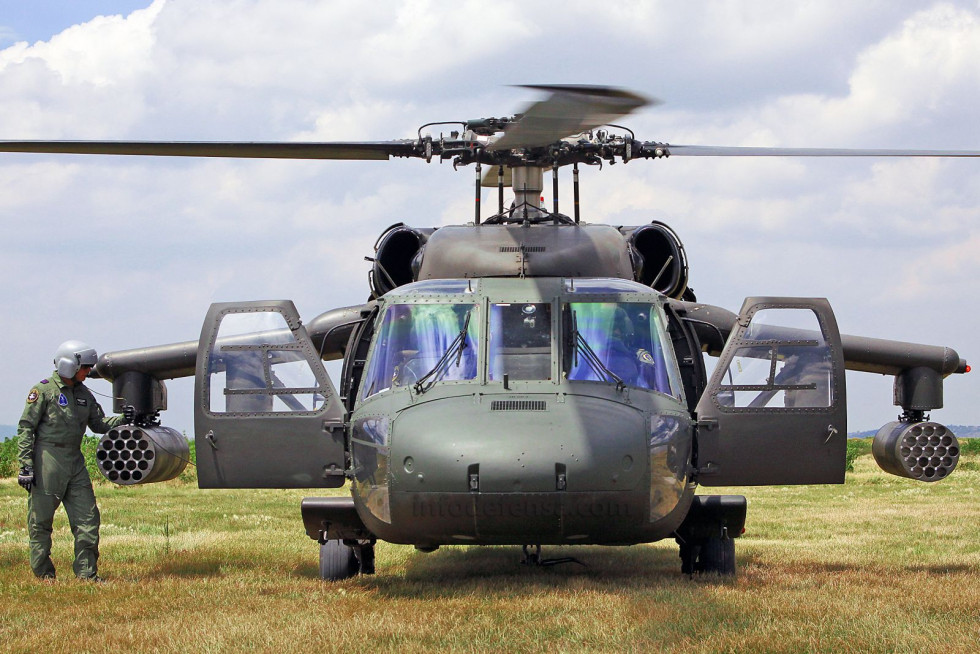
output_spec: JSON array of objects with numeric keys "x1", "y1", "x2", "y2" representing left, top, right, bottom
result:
[
  {"x1": 573, "y1": 163, "x2": 580, "y2": 224},
  {"x1": 497, "y1": 166, "x2": 505, "y2": 214},
  {"x1": 474, "y1": 162, "x2": 482, "y2": 225}
]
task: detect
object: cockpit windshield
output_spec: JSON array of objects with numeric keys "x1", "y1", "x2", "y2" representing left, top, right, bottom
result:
[
  {"x1": 563, "y1": 302, "x2": 681, "y2": 397},
  {"x1": 356, "y1": 280, "x2": 683, "y2": 401},
  {"x1": 489, "y1": 303, "x2": 553, "y2": 381},
  {"x1": 361, "y1": 303, "x2": 479, "y2": 399}
]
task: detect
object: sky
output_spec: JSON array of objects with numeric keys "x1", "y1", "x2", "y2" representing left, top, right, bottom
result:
[{"x1": 0, "y1": 0, "x2": 978, "y2": 436}]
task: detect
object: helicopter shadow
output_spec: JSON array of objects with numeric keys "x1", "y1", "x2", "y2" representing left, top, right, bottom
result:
[{"x1": 361, "y1": 544, "x2": 742, "y2": 598}]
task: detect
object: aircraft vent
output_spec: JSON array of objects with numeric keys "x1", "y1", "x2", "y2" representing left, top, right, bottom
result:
[
  {"x1": 491, "y1": 400, "x2": 547, "y2": 411},
  {"x1": 499, "y1": 246, "x2": 546, "y2": 253}
]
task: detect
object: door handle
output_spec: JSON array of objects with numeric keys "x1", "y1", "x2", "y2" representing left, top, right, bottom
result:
[
  {"x1": 205, "y1": 430, "x2": 219, "y2": 450},
  {"x1": 824, "y1": 425, "x2": 839, "y2": 444}
]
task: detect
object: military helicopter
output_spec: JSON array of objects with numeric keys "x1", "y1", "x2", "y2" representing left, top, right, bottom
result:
[{"x1": 2, "y1": 85, "x2": 976, "y2": 579}]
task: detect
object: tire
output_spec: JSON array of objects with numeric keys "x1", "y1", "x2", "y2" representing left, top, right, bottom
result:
[
  {"x1": 319, "y1": 540, "x2": 360, "y2": 581},
  {"x1": 698, "y1": 536, "x2": 736, "y2": 576}
]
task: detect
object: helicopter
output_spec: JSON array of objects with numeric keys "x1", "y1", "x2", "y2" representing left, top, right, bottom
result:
[{"x1": 1, "y1": 85, "x2": 976, "y2": 579}]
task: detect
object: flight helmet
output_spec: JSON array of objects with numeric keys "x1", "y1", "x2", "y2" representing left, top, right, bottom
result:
[{"x1": 53, "y1": 340, "x2": 98, "y2": 378}]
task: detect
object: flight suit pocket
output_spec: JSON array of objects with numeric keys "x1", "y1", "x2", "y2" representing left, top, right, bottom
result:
[{"x1": 35, "y1": 446, "x2": 71, "y2": 497}]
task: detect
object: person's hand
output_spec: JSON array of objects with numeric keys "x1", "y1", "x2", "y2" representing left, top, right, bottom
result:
[{"x1": 18, "y1": 466, "x2": 34, "y2": 493}]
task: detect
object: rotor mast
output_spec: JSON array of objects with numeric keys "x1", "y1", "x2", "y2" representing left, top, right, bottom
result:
[{"x1": 511, "y1": 166, "x2": 544, "y2": 215}]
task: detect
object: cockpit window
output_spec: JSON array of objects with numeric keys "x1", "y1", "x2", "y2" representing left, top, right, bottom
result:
[
  {"x1": 361, "y1": 303, "x2": 479, "y2": 399},
  {"x1": 488, "y1": 303, "x2": 553, "y2": 381},
  {"x1": 385, "y1": 279, "x2": 477, "y2": 296},
  {"x1": 563, "y1": 278, "x2": 649, "y2": 294},
  {"x1": 563, "y1": 302, "x2": 681, "y2": 397}
]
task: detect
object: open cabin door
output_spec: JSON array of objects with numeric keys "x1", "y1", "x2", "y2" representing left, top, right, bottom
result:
[
  {"x1": 695, "y1": 298, "x2": 847, "y2": 486},
  {"x1": 194, "y1": 301, "x2": 347, "y2": 488}
]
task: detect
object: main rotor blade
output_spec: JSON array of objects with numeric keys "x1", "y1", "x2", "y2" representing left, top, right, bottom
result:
[
  {"x1": 0, "y1": 140, "x2": 418, "y2": 160},
  {"x1": 490, "y1": 85, "x2": 654, "y2": 151},
  {"x1": 662, "y1": 145, "x2": 980, "y2": 157}
]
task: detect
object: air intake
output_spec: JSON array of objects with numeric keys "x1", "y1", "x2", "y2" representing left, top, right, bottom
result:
[
  {"x1": 491, "y1": 400, "x2": 547, "y2": 411},
  {"x1": 499, "y1": 246, "x2": 546, "y2": 253}
]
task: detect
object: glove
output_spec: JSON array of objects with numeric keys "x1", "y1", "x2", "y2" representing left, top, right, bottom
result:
[
  {"x1": 18, "y1": 466, "x2": 34, "y2": 493},
  {"x1": 123, "y1": 405, "x2": 136, "y2": 423}
]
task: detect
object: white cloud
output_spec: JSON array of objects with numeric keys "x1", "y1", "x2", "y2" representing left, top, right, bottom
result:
[
  {"x1": 1, "y1": 0, "x2": 979, "y2": 433},
  {"x1": 0, "y1": 1, "x2": 163, "y2": 84},
  {"x1": 0, "y1": 1, "x2": 164, "y2": 137},
  {"x1": 752, "y1": 4, "x2": 980, "y2": 144}
]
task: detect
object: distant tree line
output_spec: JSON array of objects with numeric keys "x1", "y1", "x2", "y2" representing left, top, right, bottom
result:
[{"x1": 848, "y1": 425, "x2": 980, "y2": 439}]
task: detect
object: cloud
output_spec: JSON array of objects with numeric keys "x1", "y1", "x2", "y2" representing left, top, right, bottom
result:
[
  {"x1": 0, "y1": 1, "x2": 163, "y2": 138},
  {"x1": 750, "y1": 4, "x2": 980, "y2": 145},
  {"x1": 0, "y1": 1, "x2": 163, "y2": 84},
  {"x1": 1, "y1": 1, "x2": 978, "y2": 433}
]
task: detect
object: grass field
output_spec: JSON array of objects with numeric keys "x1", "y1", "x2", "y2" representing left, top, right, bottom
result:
[{"x1": 2, "y1": 446, "x2": 979, "y2": 653}]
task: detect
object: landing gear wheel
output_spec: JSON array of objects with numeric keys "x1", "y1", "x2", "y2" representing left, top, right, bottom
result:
[
  {"x1": 319, "y1": 539, "x2": 359, "y2": 581},
  {"x1": 697, "y1": 536, "x2": 736, "y2": 576}
]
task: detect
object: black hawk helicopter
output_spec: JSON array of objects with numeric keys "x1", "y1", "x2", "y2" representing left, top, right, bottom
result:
[{"x1": 2, "y1": 85, "x2": 976, "y2": 578}]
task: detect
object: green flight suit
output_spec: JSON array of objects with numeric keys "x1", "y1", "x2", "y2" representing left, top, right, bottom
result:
[{"x1": 17, "y1": 372, "x2": 124, "y2": 579}]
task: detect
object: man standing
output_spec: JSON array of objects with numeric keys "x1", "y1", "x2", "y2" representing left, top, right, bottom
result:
[{"x1": 17, "y1": 340, "x2": 131, "y2": 581}]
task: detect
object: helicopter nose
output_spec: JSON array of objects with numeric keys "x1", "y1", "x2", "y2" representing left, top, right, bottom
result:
[
  {"x1": 390, "y1": 394, "x2": 647, "y2": 494},
  {"x1": 369, "y1": 393, "x2": 658, "y2": 544}
]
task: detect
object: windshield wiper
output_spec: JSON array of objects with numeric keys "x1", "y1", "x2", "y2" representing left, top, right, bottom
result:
[
  {"x1": 570, "y1": 310, "x2": 626, "y2": 392},
  {"x1": 414, "y1": 310, "x2": 472, "y2": 395}
]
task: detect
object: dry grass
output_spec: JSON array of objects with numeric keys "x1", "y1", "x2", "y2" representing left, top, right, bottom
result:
[{"x1": 2, "y1": 452, "x2": 979, "y2": 653}]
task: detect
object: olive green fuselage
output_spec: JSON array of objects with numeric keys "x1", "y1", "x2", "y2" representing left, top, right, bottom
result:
[{"x1": 347, "y1": 277, "x2": 695, "y2": 547}]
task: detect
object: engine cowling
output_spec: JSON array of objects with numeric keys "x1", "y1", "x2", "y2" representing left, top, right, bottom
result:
[
  {"x1": 872, "y1": 421, "x2": 959, "y2": 481},
  {"x1": 370, "y1": 224, "x2": 428, "y2": 296},
  {"x1": 625, "y1": 221, "x2": 691, "y2": 300}
]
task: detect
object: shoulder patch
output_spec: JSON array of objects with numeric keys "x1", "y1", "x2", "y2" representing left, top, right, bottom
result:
[
  {"x1": 40, "y1": 379, "x2": 49, "y2": 384},
  {"x1": 27, "y1": 388, "x2": 40, "y2": 404}
]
